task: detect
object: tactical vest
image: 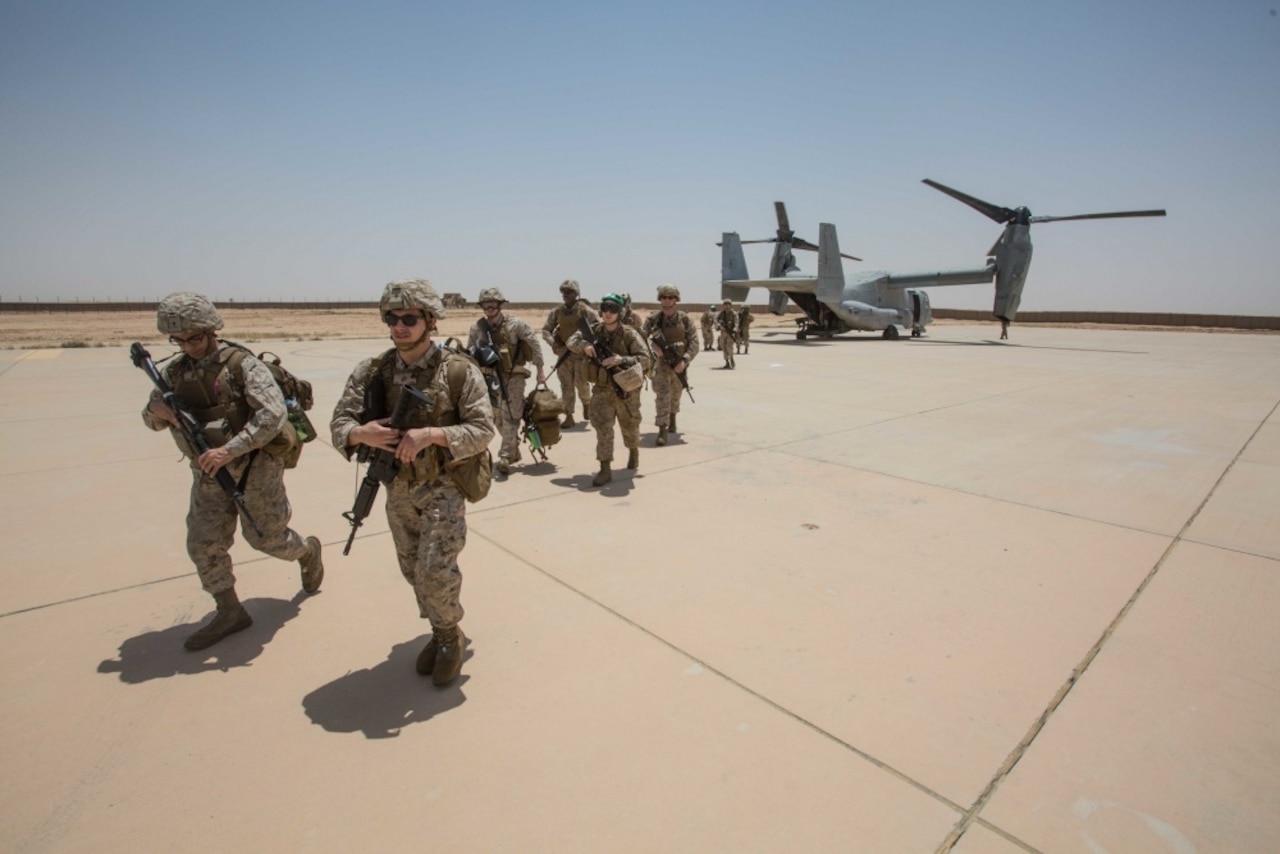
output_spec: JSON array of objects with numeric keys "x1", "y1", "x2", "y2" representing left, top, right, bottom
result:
[
  {"x1": 168, "y1": 345, "x2": 299, "y2": 465},
  {"x1": 554, "y1": 303, "x2": 587, "y2": 345},
  {"x1": 649, "y1": 311, "x2": 691, "y2": 356},
  {"x1": 586, "y1": 323, "x2": 636, "y2": 388},
  {"x1": 370, "y1": 346, "x2": 488, "y2": 493},
  {"x1": 483, "y1": 317, "x2": 528, "y2": 375}
]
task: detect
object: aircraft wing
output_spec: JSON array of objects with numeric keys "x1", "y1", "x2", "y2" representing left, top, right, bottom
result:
[
  {"x1": 880, "y1": 264, "x2": 995, "y2": 290},
  {"x1": 721, "y1": 277, "x2": 819, "y2": 296}
]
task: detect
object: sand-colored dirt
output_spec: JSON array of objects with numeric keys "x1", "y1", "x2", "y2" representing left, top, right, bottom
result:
[{"x1": 0, "y1": 307, "x2": 803, "y2": 350}]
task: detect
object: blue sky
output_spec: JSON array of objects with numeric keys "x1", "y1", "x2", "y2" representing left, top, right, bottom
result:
[{"x1": 2, "y1": 1, "x2": 1277, "y2": 314}]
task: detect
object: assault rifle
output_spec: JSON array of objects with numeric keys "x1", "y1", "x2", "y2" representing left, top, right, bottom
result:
[
  {"x1": 477, "y1": 319, "x2": 515, "y2": 421},
  {"x1": 341, "y1": 383, "x2": 432, "y2": 555},
  {"x1": 650, "y1": 324, "x2": 695, "y2": 403},
  {"x1": 574, "y1": 316, "x2": 628, "y2": 398},
  {"x1": 130, "y1": 342, "x2": 263, "y2": 537}
]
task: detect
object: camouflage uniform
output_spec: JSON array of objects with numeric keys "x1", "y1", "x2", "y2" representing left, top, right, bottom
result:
[
  {"x1": 467, "y1": 311, "x2": 544, "y2": 468},
  {"x1": 644, "y1": 300, "x2": 700, "y2": 433},
  {"x1": 737, "y1": 305, "x2": 754, "y2": 354},
  {"x1": 541, "y1": 281, "x2": 599, "y2": 422},
  {"x1": 331, "y1": 343, "x2": 494, "y2": 629},
  {"x1": 142, "y1": 344, "x2": 311, "y2": 594},
  {"x1": 568, "y1": 318, "x2": 651, "y2": 466},
  {"x1": 700, "y1": 307, "x2": 716, "y2": 350},
  {"x1": 715, "y1": 301, "x2": 738, "y2": 369}
]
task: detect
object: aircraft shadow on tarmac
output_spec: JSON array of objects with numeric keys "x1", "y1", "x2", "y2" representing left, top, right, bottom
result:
[
  {"x1": 97, "y1": 593, "x2": 306, "y2": 682},
  {"x1": 301, "y1": 637, "x2": 469, "y2": 739},
  {"x1": 756, "y1": 331, "x2": 1143, "y2": 354}
]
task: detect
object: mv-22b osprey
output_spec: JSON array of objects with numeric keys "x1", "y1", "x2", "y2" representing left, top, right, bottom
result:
[{"x1": 720, "y1": 180, "x2": 1166, "y2": 340}]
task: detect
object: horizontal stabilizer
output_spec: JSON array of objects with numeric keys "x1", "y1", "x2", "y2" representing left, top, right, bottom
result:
[{"x1": 721, "y1": 277, "x2": 818, "y2": 295}]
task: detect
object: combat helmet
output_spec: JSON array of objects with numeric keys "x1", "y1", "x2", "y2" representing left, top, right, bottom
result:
[
  {"x1": 559, "y1": 279, "x2": 580, "y2": 295},
  {"x1": 600, "y1": 292, "x2": 625, "y2": 311},
  {"x1": 656, "y1": 284, "x2": 680, "y2": 300},
  {"x1": 477, "y1": 287, "x2": 507, "y2": 305},
  {"x1": 380, "y1": 278, "x2": 446, "y2": 319},
  {"x1": 156, "y1": 292, "x2": 223, "y2": 334}
]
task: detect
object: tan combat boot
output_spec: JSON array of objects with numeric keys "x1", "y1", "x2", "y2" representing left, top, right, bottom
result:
[
  {"x1": 431, "y1": 625, "x2": 466, "y2": 687},
  {"x1": 300, "y1": 536, "x2": 324, "y2": 594},
  {"x1": 562, "y1": 414, "x2": 576, "y2": 429},
  {"x1": 592, "y1": 461, "x2": 612, "y2": 487},
  {"x1": 416, "y1": 635, "x2": 438, "y2": 675},
  {"x1": 627, "y1": 448, "x2": 639, "y2": 470},
  {"x1": 184, "y1": 588, "x2": 252, "y2": 651},
  {"x1": 656, "y1": 426, "x2": 667, "y2": 446},
  {"x1": 669, "y1": 413, "x2": 676, "y2": 433},
  {"x1": 496, "y1": 458, "x2": 511, "y2": 476}
]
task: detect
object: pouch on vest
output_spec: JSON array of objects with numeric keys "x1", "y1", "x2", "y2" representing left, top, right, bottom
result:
[
  {"x1": 444, "y1": 449, "x2": 492, "y2": 503},
  {"x1": 613, "y1": 361, "x2": 645, "y2": 394}
]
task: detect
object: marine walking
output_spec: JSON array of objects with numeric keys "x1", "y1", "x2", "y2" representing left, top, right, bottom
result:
[{"x1": 643, "y1": 284, "x2": 698, "y2": 446}]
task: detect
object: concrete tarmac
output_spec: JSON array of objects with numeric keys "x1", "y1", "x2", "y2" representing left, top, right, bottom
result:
[{"x1": 1, "y1": 323, "x2": 1277, "y2": 852}]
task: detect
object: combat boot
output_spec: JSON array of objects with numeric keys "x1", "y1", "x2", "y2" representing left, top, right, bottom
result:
[
  {"x1": 592, "y1": 462, "x2": 612, "y2": 487},
  {"x1": 431, "y1": 625, "x2": 466, "y2": 687},
  {"x1": 496, "y1": 458, "x2": 511, "y2": 476},
  {"x1": 562, "y1": 414, "x2": 576, "y2": 429},
  {"x1": 669, "y1": 414, "x2": 677, "y2": 433},
  {"x1": 656, "y1": 426, "x2": 667, "y2": 446},
  {"x1": 583, "y1": 400, "x2": 590, "y2": 419},
  {"x1": 627, "y1": 448, "x2": 639, "y2": 470},
  {"x1": 184, "y1": 589, "x2": 252, "y2": 651},
  {"x1": 300, "y1": 536, "x2": 324, "y2": 594},
  {"x1": 415, "y1": 635, "x2": 438, "y2": 675}
]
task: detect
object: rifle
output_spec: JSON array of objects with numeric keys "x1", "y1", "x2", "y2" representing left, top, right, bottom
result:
[
  {"x1": 478, "y1": 319, "x2": 516, "y2": 422},
  {"x1": 574, "y1": 316, "x2": 627, "y2": 398},
  {"x1": 341, "y1": 383, "x2": 432, "y2": 555},
  {"x1": 650, "y1": 323, "x2": 695, "y2": 403},
  {"x1": 130, "y1": 342, "x2": 263, "y2": 538}
]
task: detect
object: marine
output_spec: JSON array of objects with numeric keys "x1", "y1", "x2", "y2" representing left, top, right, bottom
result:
[
  {"x1": 642, "y1": 283, "x2": 699, "y2": 446},
  {"x1": 140, "y1": 292, "x2": 323, "y2": 651},
  {"x1": 541, "y1": 279, "x2": 599, "y2": 429},
  {"x1": 330, "y1": 279, "x2": 495, "y2": 687}
]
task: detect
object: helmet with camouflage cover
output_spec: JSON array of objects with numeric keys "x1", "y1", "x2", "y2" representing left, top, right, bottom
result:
[
  {"x1": 656, "y1": 284, "x2": 680, "y2": 300},
  {"x1": 477, "y1": 287, "x2": 507, "y2": 305},
  {"x1": 156, "y1": 292, "x2": 223, "y2": 334},
  {"x1": 559, "y1": 279, "x2": 580, "y2": 295},
  {"x1": 380, "y1": 278, "x2": 446, "y2": 319}
]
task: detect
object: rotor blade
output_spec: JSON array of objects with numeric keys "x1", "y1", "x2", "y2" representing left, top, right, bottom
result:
[
  {"x1": 774, "y1": 201, "x2": 791, "y2": 235},
  {"x1": 738, "y1": 238, "x2": 779, "y2": 245},
  {"x1": 790, "y1": 237, "x2": 861, "y2": 262},
  {"x1": 922, "y1": 179, "x2": 1016, "y2": 224},
  {"x1": 1029, "y1": 209, "x2": 1167, "y2": 224}
]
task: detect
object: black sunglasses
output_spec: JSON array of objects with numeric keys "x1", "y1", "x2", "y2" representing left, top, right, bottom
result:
[{"x1": 383, "y1": 312, "x2": 425, "y2": 327}]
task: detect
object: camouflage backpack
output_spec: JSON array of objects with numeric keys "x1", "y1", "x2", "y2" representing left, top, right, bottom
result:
[{"x1": 221, "y1": 341, "x2": 317, "y2": 468}]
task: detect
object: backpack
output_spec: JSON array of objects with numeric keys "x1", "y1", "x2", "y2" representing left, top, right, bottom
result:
[{"x1": 222, "y1": 341, "x2": 317, "y2": 469}]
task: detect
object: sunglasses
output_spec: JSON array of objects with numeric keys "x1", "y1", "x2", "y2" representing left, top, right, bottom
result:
[
  {"x1": 600, "y1": 305, "x2": 621, "y2": 314},
  {"x1": 383, "y1": 312, "x2": 425, "y2": 328},
  {"x1": 480, "y1": 302, "x2": 501, "y2": 310},
  {"x1": 169, "y1": 332, "x2": 207, "y2": 346}
]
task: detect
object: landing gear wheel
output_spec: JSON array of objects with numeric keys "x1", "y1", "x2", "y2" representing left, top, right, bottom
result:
[
  {"x1": 883, "y1": 325, "x2": 900, "y2": 340},
  {"x1": 796, "y1": 329, "x2": 807, "y2": 340}
]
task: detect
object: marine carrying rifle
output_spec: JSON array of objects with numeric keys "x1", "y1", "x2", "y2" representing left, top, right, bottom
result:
[
  {"x1": 129, "y1": 342, "x2": 263, "y2": 538},
  {"x1": 341, "y1": 382, "x2": 432, "y2": 555},
  {"x1": 574, "y1": 316, "x2": 628, "y2": 398},
  {"x1": 650, "y1": 324, "x2": 695, "y2": 403}
]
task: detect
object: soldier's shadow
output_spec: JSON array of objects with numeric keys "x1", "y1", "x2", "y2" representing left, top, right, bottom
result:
[
  {"x1": 551, "y1": 472, "x2": 639, "y2": 495},
  {"x1": 97, "y1": 593, "x2": 306, "y2": 682},
  {"x1": 301, "y1": 637, "x2": 470, "y2": 739}
]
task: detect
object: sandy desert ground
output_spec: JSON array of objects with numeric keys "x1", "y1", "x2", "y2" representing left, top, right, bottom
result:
[{"x1": 0, "y1": 306, "x2": 811, "y2": 350}]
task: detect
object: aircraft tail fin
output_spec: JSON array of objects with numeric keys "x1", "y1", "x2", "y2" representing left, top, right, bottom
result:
[
  {"x1": 815, "y1": 223, "x2": 845, "y2": 304},
  {"x1": 720, "y1": 232, "x2": 751, "y2": 302}
]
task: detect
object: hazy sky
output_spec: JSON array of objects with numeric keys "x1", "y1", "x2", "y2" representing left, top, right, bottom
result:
[{"x1": 2, "y1": 1, "x2": 1277, "y2": 314}]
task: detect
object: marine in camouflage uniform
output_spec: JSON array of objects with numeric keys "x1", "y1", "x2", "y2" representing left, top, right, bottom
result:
[
  {"x1": 330, "y1": 279, "x2": 495, "y2": 687},
  {"x1": 715, "y1": 299, "x2": 738, "y2": 369},
  {"x1": 568, "y1": 293, "x2": 651, "y2": 487},
  {"x1": 643, "y1": 284, "x2": 699, "y2": 446},
  {"x1": 541, "y1": 279, "x2": 599, "y2": 428},
  {"x1": 700, "y1": 306, "x2": 717, "y2": 351},
  {"x1": 141, "y1": 292, "x2": 323, "y2": 652},
  {"x1": 736, "y1": 304, "x2": 754, "y2": 354},
  {"x1": 466, "y1": 287, "x2": 546, "y2": 475}
]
